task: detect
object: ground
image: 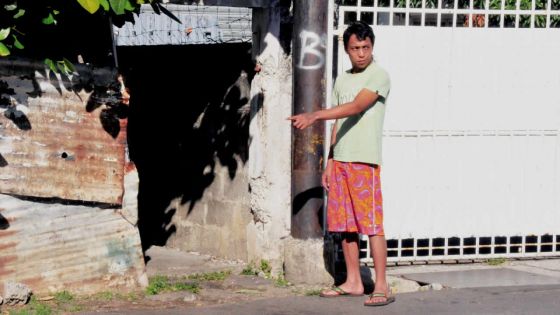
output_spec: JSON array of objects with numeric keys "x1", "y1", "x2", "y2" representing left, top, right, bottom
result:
[{"x1": 1, "y1": 246, "x2": 324, "y2": 314}]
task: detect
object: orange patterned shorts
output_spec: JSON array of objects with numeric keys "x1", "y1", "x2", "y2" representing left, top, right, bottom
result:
[{"x1": 326, "y1": 161, "x2": 384, "y2": 236}]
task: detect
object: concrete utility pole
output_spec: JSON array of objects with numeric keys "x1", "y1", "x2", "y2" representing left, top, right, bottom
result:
[{"x1": 291, "y1": 0, "x2": 328, "y2": 239}]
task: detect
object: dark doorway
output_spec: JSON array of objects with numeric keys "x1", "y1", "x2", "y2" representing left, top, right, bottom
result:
[{"x1": 118, "y1": 43, "x2": 254, "y2": 251}]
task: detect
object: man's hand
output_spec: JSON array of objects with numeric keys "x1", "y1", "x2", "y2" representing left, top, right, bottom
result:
[
  {"x1": 287, "y1": 112, "x2": 318, "y2": 129},
  {"x1": 322, "y1": 160, "x2": 333, "y2": 190}
]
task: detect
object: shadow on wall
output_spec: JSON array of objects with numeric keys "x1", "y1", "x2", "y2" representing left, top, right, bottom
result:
[{"x1": 119, "y1": 44, "x2": 257, "y2": 251}]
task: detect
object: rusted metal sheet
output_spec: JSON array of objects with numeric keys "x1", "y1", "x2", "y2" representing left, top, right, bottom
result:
[
  {"x1": 0, "y1": 59, "x2": 126, "y2": 204},
  {"x1": 0, "y1": 193, "x2": 147, "y2": 295}
]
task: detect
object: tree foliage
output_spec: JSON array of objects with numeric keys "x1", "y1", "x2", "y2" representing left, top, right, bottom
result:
[{"x1": 0, "y1": 0, "x2": 175, "y2": 59}]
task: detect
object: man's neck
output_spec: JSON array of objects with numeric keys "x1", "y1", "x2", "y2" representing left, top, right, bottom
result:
[{"x1": 351, "y1": 59, "x2": 373, "y2": 74}]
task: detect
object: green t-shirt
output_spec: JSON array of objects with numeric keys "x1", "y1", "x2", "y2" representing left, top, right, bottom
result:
[{"x1": 332, "y1": 62, "x2": 390, "y2": 165}]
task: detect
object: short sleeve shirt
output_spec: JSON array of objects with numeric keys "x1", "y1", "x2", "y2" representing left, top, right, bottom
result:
[{"x1": 332, "y1": 62, "x2": 390, "y2": 165}]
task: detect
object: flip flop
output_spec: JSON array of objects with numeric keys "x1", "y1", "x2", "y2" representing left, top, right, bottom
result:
[
  {"x1": 364, "y1": 292, "x2": 396, "y2": 306},
  {"x1": 320, "y1": 286, "x2": 363, "y2": 298}
]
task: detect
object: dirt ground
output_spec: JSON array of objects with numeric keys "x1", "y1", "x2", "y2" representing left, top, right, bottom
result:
[
  {"x1": 1, "y1": 247, "x2": 324, "y2": 314},
  {"x1": 1, "y1": 274, "x2": 320, "y2": 314}
]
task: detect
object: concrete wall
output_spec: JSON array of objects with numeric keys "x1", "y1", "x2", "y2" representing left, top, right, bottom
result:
[
  {"x1": 168, "y1": 161, "x2": 252, "y2": 260},
  {"x1": 246, "y1": 2, "x2": 294, "y2": 275}
]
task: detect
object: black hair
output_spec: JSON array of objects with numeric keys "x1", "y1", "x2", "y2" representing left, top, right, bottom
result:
[{"x1": 343, "y1": 21, "x2": 375, "y2": 50}]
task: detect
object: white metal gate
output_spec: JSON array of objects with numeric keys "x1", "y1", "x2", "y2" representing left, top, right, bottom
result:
[{"x1": 328, "y1": 0, "x2": 560, "y2": 262}]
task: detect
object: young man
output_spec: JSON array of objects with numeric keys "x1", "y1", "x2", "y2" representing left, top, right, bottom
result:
[{"x1": 288, "y1": 21, "x2": 393, "y2": 307}]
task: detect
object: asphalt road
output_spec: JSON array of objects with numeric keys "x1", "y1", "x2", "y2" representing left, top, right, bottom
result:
[{"x1": 81, "y1": 284, "x2": 560, "y2": 315}]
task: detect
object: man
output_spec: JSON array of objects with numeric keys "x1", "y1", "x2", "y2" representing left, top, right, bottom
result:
[{"x1": 288, "y1": 21, "x2": 393, "y2": 307}]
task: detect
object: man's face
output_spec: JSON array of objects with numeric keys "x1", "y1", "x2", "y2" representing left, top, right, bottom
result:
[{"x1": 345, "y1": 34, "x2": 373, "y2": 71}]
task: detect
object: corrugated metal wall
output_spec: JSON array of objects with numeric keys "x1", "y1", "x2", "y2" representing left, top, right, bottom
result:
[
  {"x1": 0, "y1": 60, "x2": 126, "y2": 204},
  {"x1": 0, "y1": 194, "x2": 147, "y2": 295},
  {"x1": 0, "y1": 59, "x2": 146, "y2": 293},
  {"x1": 114, "y1": 4, "x2": 252, "y2": 46}
]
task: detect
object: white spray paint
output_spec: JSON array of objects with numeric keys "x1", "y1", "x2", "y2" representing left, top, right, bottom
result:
[{"x1": 297, "y1": 30, "x2": 326, "y2": 70}]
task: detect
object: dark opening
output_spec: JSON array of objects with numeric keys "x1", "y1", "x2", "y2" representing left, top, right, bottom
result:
[
  {"x1": 525, "y1": 235, "x2": 538, "y2": 253},
  {"x1": 432, "y1": 237, "x2": 445, "y2": 256},
  {"x1": 463, "y1": 237, "x2": 476, "y2": 255},
  {"x1": 387, "y1": 239, "x2": 399, "y2": 257},
  {"x1": 416, "y1": 238, "x2": 430, "y2": 256},
  {"x1": 510, "y1": 236, "x2": 523, "y2": 254},
  {"x1": 494, "y1": 236, "x2": 507, "y2": 254},
  {"x1": 448, "y1": 237, "x2": 460, "y2": 255},
  {"x1": 540, "y1": 234, "x2": 553, "y2": 252},
  {"x1": 479, "y1": 236, "x2": 492, "y2": 254},
  {"x1": 118, "y1": 43, "x2": 254, "y2": 251},
  {"x1": 401, "y1": 238, "x2": 414, "y2": 257}
]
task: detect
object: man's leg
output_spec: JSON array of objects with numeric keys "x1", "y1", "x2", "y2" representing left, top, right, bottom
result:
[
  {"x1": 365, "y1": 235, "x2": 389, "y2": 303},
  {"x1": 339, "y1": 233, "x2": 364, "y2": 293},
  {"x1": 321, "y1": 233, "x2": 364, "y2": 296}
]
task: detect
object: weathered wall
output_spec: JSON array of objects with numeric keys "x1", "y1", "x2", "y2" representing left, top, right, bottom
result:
[
  {"x1": 0, "y1": 193, "x2": 147, "y2": 295},
  {"x1": 168, "y1": 161, "x2": 252, "y2": 260},
  {"x1": 119, "y1": 43, "x2": 254, "y2": 259},
  {"x1": 246, "y1": 2, "x2": 293, "y2": 274},
  {"x1": 0, "y1": 60, "x2": 127, "y2": 204},
  {"x1": 0, "y1": 59, "x2": 147, "y2": 294}
]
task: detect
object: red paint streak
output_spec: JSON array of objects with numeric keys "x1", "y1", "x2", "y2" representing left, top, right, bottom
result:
[
  {"x1": 125, "y1": 162, "x2": 136, "y2": 173},
  {"x1": 0, "y1": 255, "x2": 17, "y2": 276},
  {"x1": 0, "y1": 241, "x2": 17, "y2": 251},
  {"x1": 0, "y1": 230, "x2": 18, "y2": 238}
]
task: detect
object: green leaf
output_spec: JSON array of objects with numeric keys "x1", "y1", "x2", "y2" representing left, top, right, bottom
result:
[
  {"x1": 53, "y1": 10, "x2": 60, "y2": 15},
  {"x1": 0, "y1": 43, "x2": 11, "y2": 57},
  {"x1": 109, "y1": 0, "x2": 127, "y2": 15},
  {"x1": 77, "y1": 0, "x2": 101, "y2": 14},
  {"x1": 42, "y1": 13, "x2": 56, "y2": 25},
  {"x1": 56, "y1": 61, "x2": 70, "y2": 75},
  {"x1": 13, "y1": 9, "x2": 25, "y2": 19},
  {"x1": 12, "y1": 35, "x2": 24, "y2": 49},
  {"x1": 99, "y1": 0, "x2": 110, "y2": 11},
  {"x1": 124, "y1": 0, "x2": 135, "y2": 11},
  {"x1": 4, "y1": 4, "x2": 17, "y2": 11},
  {"x1": 63, "y1": 58, "x2": 76, "y2": 73},
  {"x1": 45, "y1": 58, "x2": 57, "y2": 72},
  {"x1": 0, "y1": 28, "x2": 10, "y2": 41}
]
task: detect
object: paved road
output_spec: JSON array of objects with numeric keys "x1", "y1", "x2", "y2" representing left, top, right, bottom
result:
[{"x1": 81, "y1": 284, "x2": 560, "y2": 315}]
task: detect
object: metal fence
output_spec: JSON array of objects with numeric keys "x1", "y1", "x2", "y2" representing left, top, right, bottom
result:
[
  {"x1": 328, "y1": 0, "x2": 560, "y2": 264},
  {"x1": 337, "y1": 0, "x2": 560, "y2": 28}
]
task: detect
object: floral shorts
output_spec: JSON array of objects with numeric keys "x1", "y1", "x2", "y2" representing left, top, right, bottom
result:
[{"x1": 327, "y1": 161, "x2": 384, "y2": 236}]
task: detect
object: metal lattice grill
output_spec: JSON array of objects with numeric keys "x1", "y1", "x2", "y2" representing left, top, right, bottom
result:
[
  {"x1": 357, "y1": 234, "x2": 560, "y2": 263},
  {"x1": 336, "y1": 0, "x2": 560, "y2": 28}
]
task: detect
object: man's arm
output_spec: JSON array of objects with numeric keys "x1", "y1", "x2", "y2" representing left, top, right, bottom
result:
[{"x1": 288, "y1": 88, "x2": 379, "y2": 130}]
